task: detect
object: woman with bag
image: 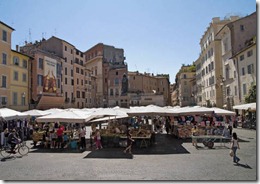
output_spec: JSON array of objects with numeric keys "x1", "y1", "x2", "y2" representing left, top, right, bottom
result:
[
  {"x1": 123, "y1": 131, "x2": 135, "y2": 154},
  {"x1": 230, "y1": 132, "x2": 240, "y2": 163}
]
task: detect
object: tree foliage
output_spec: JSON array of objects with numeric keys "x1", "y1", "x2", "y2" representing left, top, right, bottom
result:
[{"x1": 245, "y1": 84, "x2": 256, "y2": 103}]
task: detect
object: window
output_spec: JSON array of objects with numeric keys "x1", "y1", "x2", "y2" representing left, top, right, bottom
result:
[
  {"x1": 240, "y1": 25, "x2": 244, "y2": 31},
  {"x1": 22, "y1": 73, "x2": 26, "y2": 82},
  {"x1": 226, "y1": 86, "x2": 230, "y2": 96},
  {"x1": 22, "y1": 60, "x2": 27, "y2": 68},
  {"x1": 211, "y1": 61, "x2": 214, "y2": 70},
  {"x1": 116, "y1": 71, "x2": 118, "y2": 75},
  {"x1": 110, "y1": 89, "x2": 114, "y2": 96},
  {"x1": 65, "y1": 67, "x2": 67, "y2": 75},
  {"x1": 234, "y1": 71, "x2": 236, "y2": 78},
  {"x1": 13, "y1": 71, "x2": 18, "y2": 81},
  {"x1": 76, "y1": 67, "x2": 79, "y2": 73},
  {"x1": 37, "y1": 75, "x2": 43, "y2": 86},
  {"x1": 21, "y1": 94, "x2": 25, "y2": 106},
  {"x1": 243, "y1": 84, "x2": 247, "y2": 95},
  {"x1": 2, "y1": 30, "x2": 7, "y2": 42},
  {"x1": 234, "y1": 86, "x2": 237, "y2": 96},
  {"x1": 248, "y1": 64, "x2": 254, "y2": 74},
  {"x1": 183, "y1": 74, "x2": 186, "y2": 79},
  {"x1": 71, "y1": 69, "x2": 73, "y2": 77},
  {"x1": 65, "y1": 46, "x2": 67, "y2": 51},
  {"x1": 71, "y1": 79, "x2": 74, "y2": 85},
  {"x1": 2, "y1": 53, "x2": 7, "y2": 65},
  {"x1": 1, "y1": 96, "x2": 7, "y2": 105},
  {"x1": 114, "y1": 78, "x2": 119, "y2": 85},
  {"x1": 240, "y1": 55, "x2": 244, "y2": 61},
  {"x1": 13, "y1": 56, "x2": 19, "y2": 66},
  {"x1": 77, "y1": 78, "x2": 79, "y2": 85},
  {"x1": 242, "y1": 68, "x2": 245, "y2": 75},
  {"x1": 247, "y1": 50, "x2": 253, "y2": 57},
  {"x1": 38, "y1": 58, "x2": 43, "y2": 69},
  {"x1": 12, "y1": 92, "x2": 18, "y2": 106},
  {"x1": 76, "y1": 91, "x2": 80, "y2": 98},
  {"x1": 82, "y1": 92, "x2": 85, "y2": 99},
  {"x1": 65, "y1": 78, "x2": 67, "y2": 85},
  {"x1": 225, "y1": 67, "x2": 229, "y2": 79},
  {"x1": 1, "y1": 75, "x2": 7, "y2": 88}
]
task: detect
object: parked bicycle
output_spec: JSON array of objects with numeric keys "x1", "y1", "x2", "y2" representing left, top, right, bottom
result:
[{"x1": 0, "y1": 140, "x2": 30, "y2": 158}]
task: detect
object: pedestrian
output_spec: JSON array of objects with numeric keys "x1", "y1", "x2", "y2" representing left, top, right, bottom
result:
[
  {"x1": 56, "y1": 125, "x2": 64, "y2": 149},
  {"x1": 95, "y1": 129, "x2": 102, "y2": 150},
  {"x1": 123, "y1": 131, "x2": 135, "y2": 154},
  {"x1": 191, "y1": 125, "x2": 198, "y2": 148},
  {"x1": 230, "y1": 132, "x2": 240, "y2": 163},
  {"x1": 79, "y1": 126, "x2": 86, "y2": 150}
]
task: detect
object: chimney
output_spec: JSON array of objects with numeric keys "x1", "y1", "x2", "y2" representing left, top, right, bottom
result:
[
  {"x1": 16, "y1": 45, "x2": 20, "y2": 52},
  {"x1": 212, "y1": 17, "x2": 220, "y2": 23}
]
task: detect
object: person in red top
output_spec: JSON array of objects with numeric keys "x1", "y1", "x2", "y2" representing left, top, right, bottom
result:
[{"x1": 56, "y1": 125, "x2": 64, "y2": 148}]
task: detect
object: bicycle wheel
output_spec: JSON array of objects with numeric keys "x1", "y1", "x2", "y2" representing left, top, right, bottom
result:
[
  {"x1": 0, "y1": 148, "x2": 11, "y2": 158},
  {"x1": 18, "y1": 145, "x2": 29, "y2": 156}
]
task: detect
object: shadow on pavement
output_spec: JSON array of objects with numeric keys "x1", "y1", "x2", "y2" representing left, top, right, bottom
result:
[
  {"x1": 84, "y1": 134, "x2": 190, "y2": 159},
  {"x1": 234, "y1": 162, "x2": 252, "y2": 169},
  {"x1": 29, "y1": 147, "x2": 85, "y2": 154}
]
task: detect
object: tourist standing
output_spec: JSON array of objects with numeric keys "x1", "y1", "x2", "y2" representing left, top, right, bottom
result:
[
  {"x1": 123, "y1": 131, "x2": 134, "y2": 154},
  {"x1": 95, "y1": 129, "x2": 102, "y2": 150},
  {"x1": 231, "y1": 132, "x2": 240, "y2": 163},
  {"x1": 80, "y1": 126, "x2": 86, "y2": 150}
]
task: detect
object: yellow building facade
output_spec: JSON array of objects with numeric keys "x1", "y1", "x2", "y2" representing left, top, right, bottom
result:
[
  {"x1": 0, "y1": 21, "x2": 14, "y2": 108},
  {"x1": 9, "y1": 50, "x2": 31, "y2": 111}
]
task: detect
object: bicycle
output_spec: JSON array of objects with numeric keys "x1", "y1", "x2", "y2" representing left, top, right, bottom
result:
[{"x1": 0, "y1": 140, "x2": 30, "y2": 158}]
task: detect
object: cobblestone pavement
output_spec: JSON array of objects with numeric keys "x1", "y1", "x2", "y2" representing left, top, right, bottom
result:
[{"x1": 0, "y1": 127, "x2": 257, "y2": 181}]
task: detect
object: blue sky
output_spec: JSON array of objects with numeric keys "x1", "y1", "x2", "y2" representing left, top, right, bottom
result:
[{"x1": 0, "y1": 0, "x2": 256, "y2": 83}]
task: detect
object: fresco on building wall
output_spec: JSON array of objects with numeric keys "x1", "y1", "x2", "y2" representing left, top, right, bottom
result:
[{"x1": 43, "y1": 56, "x2": 57, "y2": 93}]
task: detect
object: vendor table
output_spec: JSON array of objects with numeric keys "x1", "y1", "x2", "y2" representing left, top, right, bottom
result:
[
  {"x1": 191, "y1": 135, "x2": 231, "y2": 149},
  {"x1": 120, "y1": 135, "x2": 152, "y2": 148}
]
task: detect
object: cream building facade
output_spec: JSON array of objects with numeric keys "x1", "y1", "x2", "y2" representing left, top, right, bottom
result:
[{"x1": 195, "y1": 16, "x2": 239, "y2": 108}]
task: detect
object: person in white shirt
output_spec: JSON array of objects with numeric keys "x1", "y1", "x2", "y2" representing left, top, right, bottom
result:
[
  {"x1": 230, "y1": 132, "x2": 240, "y2": 163},
  {"x1": 79, "y1": 127, "x2": 86, "y2": 150}
]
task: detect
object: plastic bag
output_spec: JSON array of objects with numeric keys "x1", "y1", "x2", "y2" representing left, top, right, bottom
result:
[{"x1": 229, "y1": 150, "x2": 234, "y2": 157}]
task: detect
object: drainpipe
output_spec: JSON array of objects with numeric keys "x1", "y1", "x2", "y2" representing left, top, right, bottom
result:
[{"x1": 235, "y1": 57, "x2": 241, "y2": 103}]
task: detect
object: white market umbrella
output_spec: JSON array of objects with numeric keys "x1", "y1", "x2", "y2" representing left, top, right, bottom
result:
[
  {"x1": 233, "y1": 102, "x2": 256, "y2": 111},
  {"x1": 128, "y1": 105, "x2": 176, "y2": 116},
  {"x1": 210, "y1": 107, "x2": 235, "y2": 116},
  {"x1": 23, "y1": 109, "x2": 51, "y2": 117},
  {"x1": 173, "y1": 106, "x2": 214, "y2": 115},
  {"x1": 36, "y1": 109, "x2": 94, "y2": 123},
  {"x1": 0, "y1": 108, "x2": 29, "y2": 121},
  {"x1": 42, "y1": 108, "x2": 65, "y2": 115}
]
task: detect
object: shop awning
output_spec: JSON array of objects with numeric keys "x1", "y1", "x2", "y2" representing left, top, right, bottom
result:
[{"x1": 37, "y1": 96, "x2": 65, "y2": 110}]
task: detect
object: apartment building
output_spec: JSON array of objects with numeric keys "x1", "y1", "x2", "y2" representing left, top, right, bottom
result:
[
  {"x1": 0, "y1": 21, "x2": 32, "y2": 111},
  {"x1": 128, "y1": 71, "x2": 170, "y2": 106},
  {"x1": 0, "y1": 21, "x2": 14, "y2": 108},
  {"x1": 215, "y1": 12, "x2": 256, "y2": 109},
  {"x1": 84, "y1": 43, "x2": 127, "y2": 108},
  {"x1": 34, "y1": 36, "x2": 86, "y2": 108},
  {"x1": 195, "y1": 16, "x2": 240, "y2": 108},
  {"x1": 9, "y1": 49, "x2": 31, "y2": 111},
  {"x1": 174, "y1": 65, "x2": 196, "y2": 107}
]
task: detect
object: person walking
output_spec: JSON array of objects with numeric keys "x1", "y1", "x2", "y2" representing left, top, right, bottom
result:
[
  {"x1": 123, "y1": 131, "x2": 135, "y2": 154},
  {"x1": 79, "y1": 126, "x2": 86, "y2": 150},
  {"x1": 95, "y1": 129, "x2": 102, "y2": 150},
  {"x1": 231, "y1": 132, "x2": 240, "y2": 163}
]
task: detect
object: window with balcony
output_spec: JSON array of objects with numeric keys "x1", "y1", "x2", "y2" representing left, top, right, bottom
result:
[{"x1": 13, "y1": 56, "x2": 19, "y2": 66}]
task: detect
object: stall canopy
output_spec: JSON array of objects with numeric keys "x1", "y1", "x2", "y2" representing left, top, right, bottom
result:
[
  {"x1": 173, "y1": 106, "x2": 214, "y2": 115},
  {"x1": 209, "y1": 107, "x2": 235, "y2": 116},
  {"x1": 42, "y1": 108, "x2": 65, "y2": 115},
  {"x1": 127, "y1": 105, "x2": 177, "y2": 116},
  {"x1": 36, "y1": 109, "x2": 95, "y2": 123},
  {"x1": 233, "y1": 102, "x2": 256, "y2": 111},
  {"x1": 0, "y1": 108, "x2": 29, "y2": 121},
  {"x1": 23, "y1": 109, "x2": 51, "y2": 117}
]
